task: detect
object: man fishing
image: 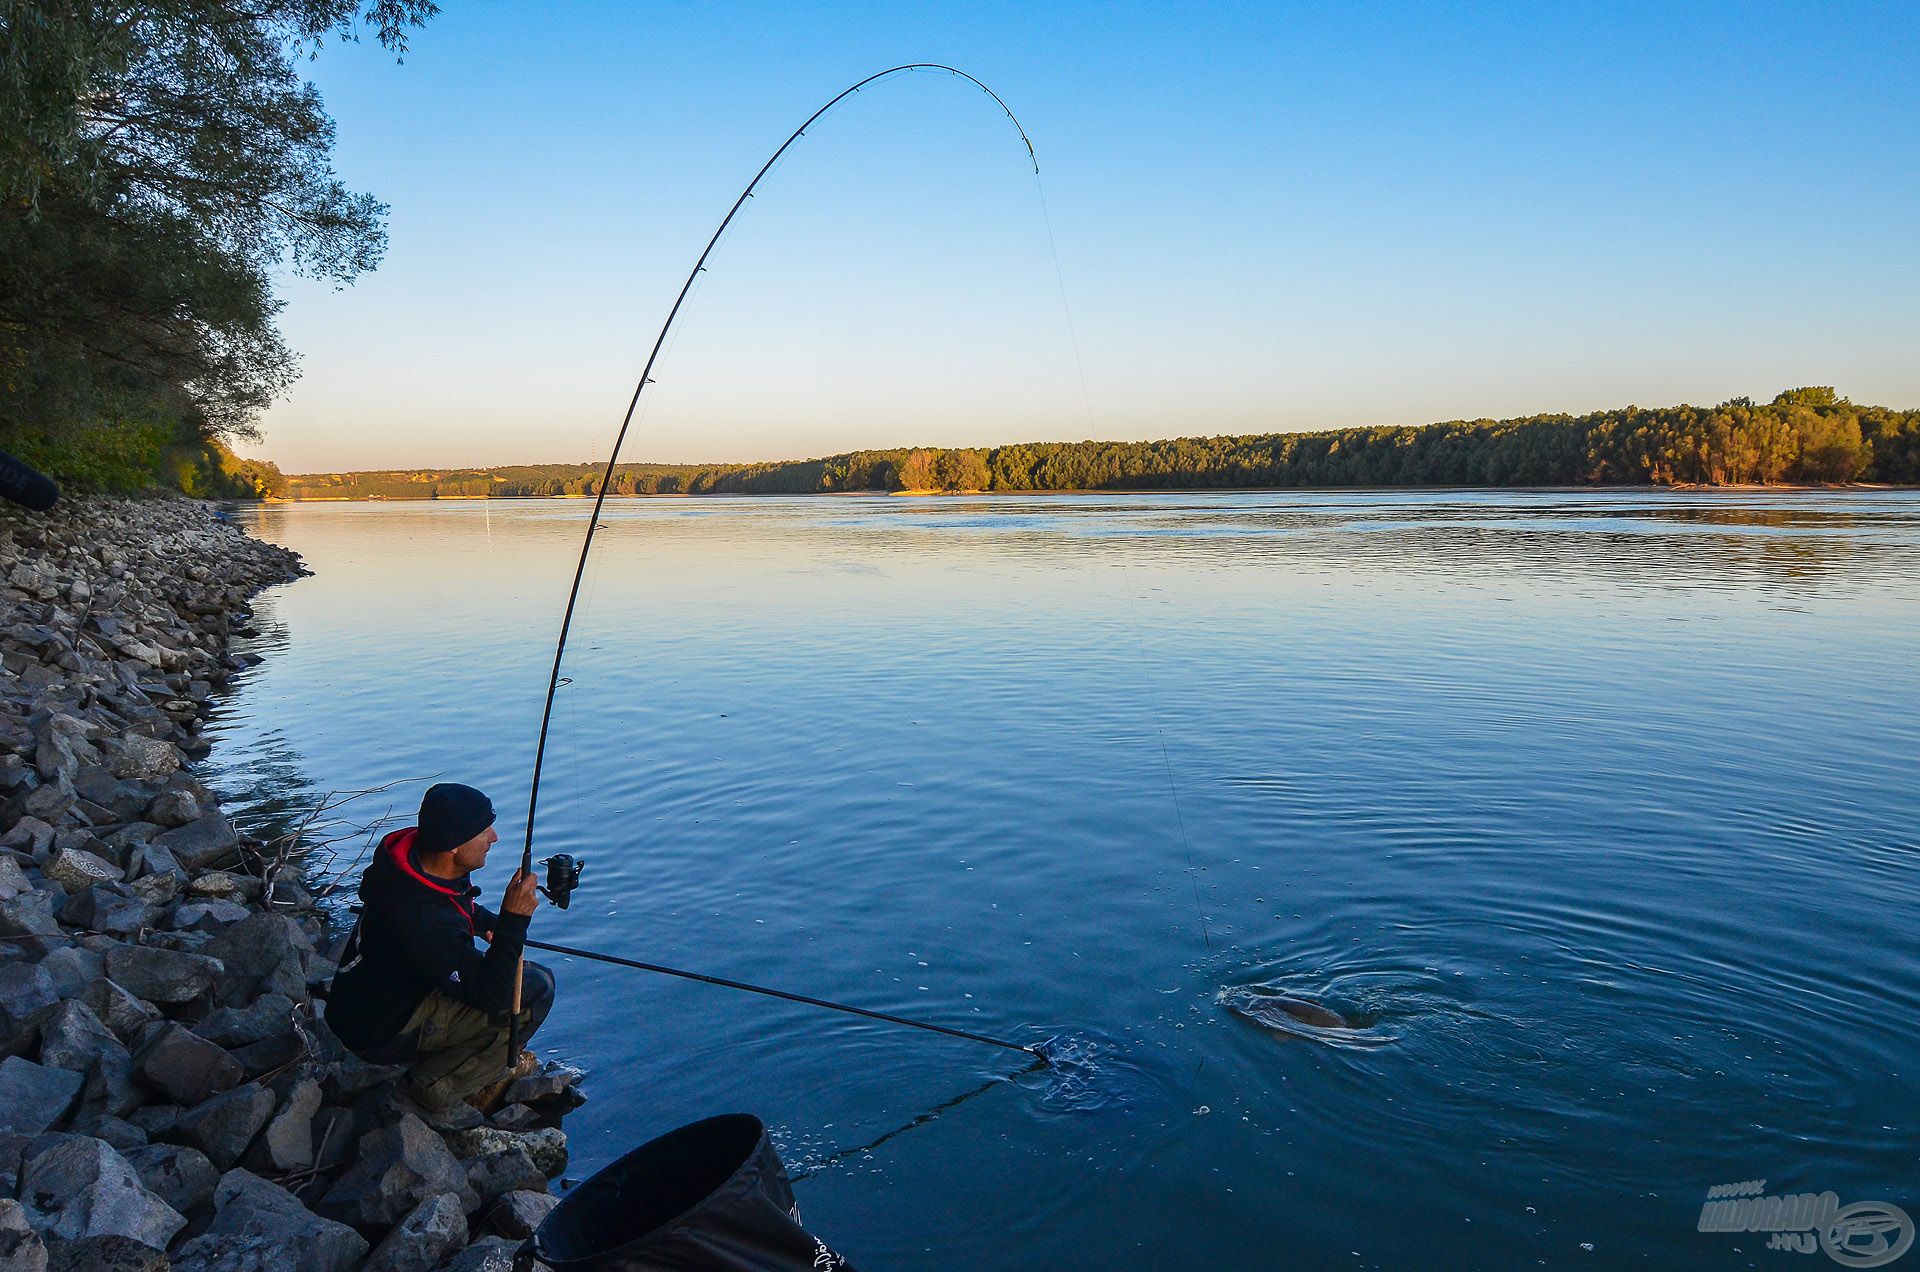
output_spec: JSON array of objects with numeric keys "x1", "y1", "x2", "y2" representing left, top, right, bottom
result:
[{"x1": 327, "y1": 782, "x2": 555, "y2": 1124}]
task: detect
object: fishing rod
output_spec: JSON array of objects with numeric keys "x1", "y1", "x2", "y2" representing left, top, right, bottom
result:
[
  {"x1": 525, "y1": 936, "x2": 1043, "y2": 1058},
  {"x1": 510, "y1": 65, "x2": 1041, "y2": 1056}
]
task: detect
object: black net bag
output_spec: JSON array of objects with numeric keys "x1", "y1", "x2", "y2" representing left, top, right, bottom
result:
[{"x1": 523, "y1": 1113, "x2": 857, "y2": 1271}]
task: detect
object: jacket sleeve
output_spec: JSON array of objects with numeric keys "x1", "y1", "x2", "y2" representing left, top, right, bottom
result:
[
  {"x1": 470, "y1": 900, "x2": 500, "y2": 941},
  {"x1": 442, "y1": 907, "x2": 529, "y2": 1015}
]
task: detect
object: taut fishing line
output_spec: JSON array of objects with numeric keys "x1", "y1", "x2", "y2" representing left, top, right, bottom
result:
[
  {"x1": 515, "y1": 66, "x2": 1050, "y2": 1064},
  {"x1": 1026, "y1": 150, "x2": 1213, "y2": 952}
]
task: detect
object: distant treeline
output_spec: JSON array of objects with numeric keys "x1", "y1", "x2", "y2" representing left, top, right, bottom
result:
[{"x1": 285, "y1": 389, "x2": 1920, "y2": 500}]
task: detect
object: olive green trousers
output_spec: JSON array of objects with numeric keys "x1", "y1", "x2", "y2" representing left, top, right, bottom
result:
[{"x1": 396, "y1": 961, "x2": 555, "y2": 1109}]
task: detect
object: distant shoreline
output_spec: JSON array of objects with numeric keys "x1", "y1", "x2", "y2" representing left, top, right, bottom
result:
[{"x1": 257, "y1": 481, "x2": 1912, "y2": 504}]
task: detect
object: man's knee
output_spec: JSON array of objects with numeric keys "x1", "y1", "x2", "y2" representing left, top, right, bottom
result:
[{"x1": 524, "y1": 960, "x2": 555, "y2": 1009}]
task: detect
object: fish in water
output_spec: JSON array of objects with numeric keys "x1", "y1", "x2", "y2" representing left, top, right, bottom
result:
[
  {"x1": 1244, "y1": 993, "x2": 1348, "y2": 1030},
  {"x1": 1218, "y1": 984, "x2": 1358, "y2": 1037}
]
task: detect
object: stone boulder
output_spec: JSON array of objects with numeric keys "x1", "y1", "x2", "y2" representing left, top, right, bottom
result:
[
  {"x1": 151, "y1": 813, "x2": 236, "y2": 872},
  {"x1": 242, "y1": 1076, "x2": 318, "y2": 1175},
  {"x1": 0, "y1": 1197, "x2": 47, "y2": 1272},
  {"x1": 179, "y1": 1169, "x2": 367, "y2": 1272},
  {"x1": 0, "y1": 892, "x2": 58, "y2": 939},
  {"x1": 144, "y1": 790, "x2": 199, "y2": 829},
  {"x1": 36, "y1": 1000, "x2": 120, "y2": 1073},
  {"x1": 486, "y1": 1188, "x2": 557, "y2": 1240},
  {"x1": 193, "y1": 994, "x2": 296, "y2": 1049},
  {"x1": 80, "y1": 981, "x2": 160, "y2": 1045},
  {"x1": 42, "y1": 1233, "x2": 170, "y2": 1272},
  {"x1": 438, "y1": 1235, "x2": 523, "y2": 1272},
  {"x1": 200, "y1": 914, "x2": 308, "y2": 1007},
  {"x1": 363, "y1": 1192, "x2": 468, "y2": 1272},
  {"x1": 0, "y1": 856, "x2": 31, "y2": 901},
  {"x1": 103, "y1": 944, "x2": 223, "y2": 1004},
  {"x1": 101, "y1": 737, "x2": 179, "y2": 784},
  {"x1": 16, "y1": 1135, "x2": 184, "y2": 1250},
  {"x1": 34, "y1": 946, "x2": 101, "y2": 1001},
  {"x1": 444, "y1": 1124, "x2": 568, "y2": 1179},
  {"x1": 463, "y1": 1144, "x2": 545, "y2": 1208},
  {"x1": 41, "y1": 847, "x2": 121, "y2": 895},
  {"x1": 0, "y1": 963, "x2": 58, "y2": 1046},
  {"x1": 0, "y1": 1058, "x2": 83, "y2": 1134},
  {"x1": 120, "y1": 1142, "x2": 219, "y2": 1217},
  {"x1": 161, "y1": 1082, "x2": 275, "y2": 1170},
  {"x1": 317, "y1": 1112, "x2": 477, "y2": 1228},
  {"x1": 133, "y1": 1023, "x2": 244, "y2": 1106}
]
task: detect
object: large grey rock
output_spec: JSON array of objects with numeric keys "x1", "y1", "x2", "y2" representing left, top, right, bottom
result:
[
  {"x1": 161, "y1": 1082, "x2": 274, "y2": 1170},
  {"x1": 34, "y1": 947, "x2": 101, "y2": 1001},
  {"x1": 128, "y1": 842, "x2": 184, "y2": 887},
  {"x1": 74, "y1": 1115, "x2": 145, "y2": 1152},
  {"x1": 200, "y1": 915, "x2": 307, "y2": 1007},
  {"x1": 42, "y1": 1233, "x2": 170, "y2": 1272},
  {"x1": 40, "y1": 847, "x2": 121, "y2": 895},
  {"x1": 185, "y1": 1169, "x2": 366, "y2": 1272},
  {"x1": 35, "y1": 1001, "x2": 119, "y2": 1074},
  {"x1": 133, "y1": 1023, "x2": 244, "y2": 1105},
  {"x1": 438, "y1": 1235, "x2": 523, "y2": 1272},
  {"x1": 0, "y1": 856, "x2": 31, "y2": 901},
  {"x1": 317, "y1": 1112, "x2": 477, "y2": 1228},
  {"x1": 192, "y1": 995, "x2": 295, "y2": 1049},
  {"x1": 444, "y1": 1124, "x2": 567, "y2": 1179},
  {"x1": 363, "y1": 1192, "x2": 467, "y2": 1272},
  {"x1": 171, "y1": 900, "x2": 250, "y2": 932},
  {"x1": 242, "y1": 1077, "x2": 317, "y2": 1174},
  {"x1": 0, "y1": 1197, "x2": 47, "y2": 1272},
  {"x1": 463, "y1": 1144, "x2": 545, "y2": 1208},
  {"x1": 0, "y1": 893, "x2": 58, "y2": 939},
  {"x1": 102, "y1": 737, "x2": 179, "y2": 784},
  {"x1": 501, "y1": 1061, "x2": 584, "y2": 1108},
  {"x1": 79, "y1": 981, "x2": 160, "y2": 1045},
  {"x1": 0, "y1": 818, "x2": 55, "y2": 856},
  {"x1": 144, "y1": 790, "x2": 199, "y2": 829},
  {"x1": 17, "y1": 1136, "x2": 184, "y2": 1249},
  {"x1": 121, "y1": 1143, "x2": 218, "y2": 1217},
  {"x1": 58, "y1": 886, "x2": 155, "y2": 939},
  {"x1": 486, "y1": 1188, "x2": 557, "y2": 1240},
  {"x1": 151, "y1": 814, "x2": 236, "y2": 872},
  {"x1": 0, "y1": 1059, "x2": 82, "y2": 1134},
  {"x1": 183, "y1": 871, "x2": 256, "y2": 902},
  {"x1": 78, "y1": 1044, "x2": 145, "y2": 1122},
  {"x1": 0, "y1": 964, "x2": 58, "y2": 1045},
  {"x1": 103, "y1": 944, "x2": 223, "y2": 1004}
]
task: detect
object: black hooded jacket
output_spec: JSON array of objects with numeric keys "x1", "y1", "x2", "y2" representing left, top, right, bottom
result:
[{"x1": 327, "y1": 826, "x2": 530, "y2": 1054}]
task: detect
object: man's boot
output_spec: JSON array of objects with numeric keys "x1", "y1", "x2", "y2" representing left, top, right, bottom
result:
[{"x1": 467, "y1": 1048, "x2": 539, "y2": 1115}]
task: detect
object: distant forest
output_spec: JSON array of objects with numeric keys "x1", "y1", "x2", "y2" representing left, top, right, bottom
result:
[{"x1": 282, "y1": 389, "x2": 1920, "y2": 500}]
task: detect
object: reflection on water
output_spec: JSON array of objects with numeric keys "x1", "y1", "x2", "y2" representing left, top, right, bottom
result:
[{"x1": 210, "y1": 490, "x2": 1920, "y2": 1269}]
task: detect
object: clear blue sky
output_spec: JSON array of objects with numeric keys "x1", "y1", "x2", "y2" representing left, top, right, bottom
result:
[{"x1": 248, "y1": 1, "x2": 1920, "y2": 472}]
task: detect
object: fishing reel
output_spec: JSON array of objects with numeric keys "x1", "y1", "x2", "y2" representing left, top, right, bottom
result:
[{"x1": 539, "y1": 854, "x2": 586, "y2": 909}]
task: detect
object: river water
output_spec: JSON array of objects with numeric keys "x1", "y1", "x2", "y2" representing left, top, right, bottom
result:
[{"x1": 216, "y1": 491, "x2": 1920, "y2": 1269}]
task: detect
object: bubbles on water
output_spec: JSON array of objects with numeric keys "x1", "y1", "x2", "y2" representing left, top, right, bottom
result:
[{"x1": 1022, "y1": 1031, "x2": 1179, "y2": 1114}]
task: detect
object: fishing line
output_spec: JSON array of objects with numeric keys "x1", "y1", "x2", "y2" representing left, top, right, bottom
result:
[
  {"x1": 525, "y1": 937, "x2": 1041, "y2": 1057},
  {"x1": 1027, "y1": 157, "x2": 1213, "y2": 951}
]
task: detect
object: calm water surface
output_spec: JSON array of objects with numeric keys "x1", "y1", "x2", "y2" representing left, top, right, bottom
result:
[{"x1": 214, "y1": 491, "x2": 1920, "y2": 1269}]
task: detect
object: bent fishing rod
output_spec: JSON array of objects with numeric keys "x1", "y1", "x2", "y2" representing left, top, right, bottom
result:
[{"x1": 508, "y1": 65, "x2": 1041, "y2": 1058}]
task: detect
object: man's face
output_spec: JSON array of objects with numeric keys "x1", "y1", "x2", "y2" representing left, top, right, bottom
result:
[{"x1": 451, "y1": 824, "x2": 497, "y2": 874}]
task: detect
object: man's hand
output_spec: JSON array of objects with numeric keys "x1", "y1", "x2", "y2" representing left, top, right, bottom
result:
[{"x1": 502, "y1": 868, "x2": 540, "y2": 917}]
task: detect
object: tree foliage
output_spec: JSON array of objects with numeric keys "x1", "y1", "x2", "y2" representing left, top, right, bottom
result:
[
  {"x1": 281, "y1": 391, "x2": 1920, "y2": 501},
  {"x1": 0, "y1": 0, "x2": 434, "y2": 491}
]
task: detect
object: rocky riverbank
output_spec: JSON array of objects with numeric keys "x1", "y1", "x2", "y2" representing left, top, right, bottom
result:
[{"x1": 0, "y1": 496, "x2": 580, "y2": 1272}]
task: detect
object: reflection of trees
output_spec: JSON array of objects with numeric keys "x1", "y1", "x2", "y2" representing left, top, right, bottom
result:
[{"x1": 753, "y1": 495, "x2": 1920, "y2": 596}]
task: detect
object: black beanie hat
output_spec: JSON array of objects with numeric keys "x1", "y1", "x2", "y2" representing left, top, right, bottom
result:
[{"x1": 416, "y1": 782, "x2": 496, "y2": 857}]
